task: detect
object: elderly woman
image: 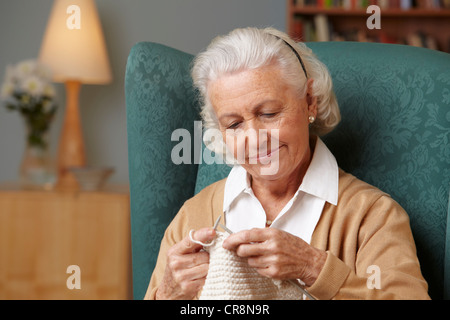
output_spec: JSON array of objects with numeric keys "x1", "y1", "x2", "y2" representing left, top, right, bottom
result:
[{"x1": 145, "y1": 27, "x2": 429, "y2": 300}]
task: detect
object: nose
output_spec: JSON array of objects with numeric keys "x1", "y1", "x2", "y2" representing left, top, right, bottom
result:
[
  {"x1": 225, "y1": 119, "x2": 275, "y2": 164},
  {"x1": 244, "y1": 121, "x2": 270, "y2": 162}
]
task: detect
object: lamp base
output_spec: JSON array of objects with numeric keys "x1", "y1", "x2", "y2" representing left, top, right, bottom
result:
[
  {"x1": 57, "y1": 169, "x2": 80, "y2": 190},
  {"x1": 56, "y1": 80, "x2": 86, "y2": 190}
]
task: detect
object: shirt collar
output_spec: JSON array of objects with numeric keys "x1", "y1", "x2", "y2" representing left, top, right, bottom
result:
[
  {"x1": 223, "y1": 137, "x2": 339, "y2": 212},
  {"x1": 223, "y1": 165, "x2": 249, "y2": 212},
  {"x1": 300, "y1": 138, "x2": 339, "y2": 206}
]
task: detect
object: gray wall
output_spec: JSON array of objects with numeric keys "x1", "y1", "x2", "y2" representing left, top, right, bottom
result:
[{"x1": 0, "y1": 0, "x2": 286, "y2": 184}]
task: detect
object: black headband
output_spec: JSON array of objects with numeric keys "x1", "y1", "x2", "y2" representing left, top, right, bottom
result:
[{"x1": 274, "y1": 36, "x2": 308, "y2": 79}]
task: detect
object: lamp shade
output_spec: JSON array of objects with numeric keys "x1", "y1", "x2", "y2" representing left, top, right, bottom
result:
[{"x1": 39, "y1": 0, "x2": 112, "y2": 84}]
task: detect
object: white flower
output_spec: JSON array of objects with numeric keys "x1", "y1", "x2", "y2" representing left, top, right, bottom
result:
[
  {"x1": 21, "y1": 75, "x2": 44, "y2": 97},
  {"x1": 43, "y1": 84, "x2": 55, "y2": 98},
  {"x1": 15, "y1": 60, "x2": 38, "y2": 78},
  {"x1": 1, "y1": 81, "x2": 14, "y2": 99},
  {"x1": 36, "y1": 64, "x2": 53, "y2": 81},
  {"x1": 2, "y1": 59, "x2": 56, "y2": 102},
  {"x1": 1, "y1": 65, "x2": 18, "y2": 99}
]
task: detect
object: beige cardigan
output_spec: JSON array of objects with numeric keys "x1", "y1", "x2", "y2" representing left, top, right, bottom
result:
[{"x1": 145, "y1": 169, "x2": 430, "y2": 300}]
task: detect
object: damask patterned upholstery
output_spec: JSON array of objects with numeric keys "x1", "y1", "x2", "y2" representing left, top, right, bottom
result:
[{"x1": 125, "y1": 41, "x2": 450, "y2": 300}]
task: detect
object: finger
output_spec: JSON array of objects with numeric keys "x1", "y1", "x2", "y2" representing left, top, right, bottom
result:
[
  {"x1": 177, "y1": 227, "x2": 216, "y2": 254},
  {"x1": 181, "y1": 278, "x2": 207, "y2": 297},
  {"x1": 170, "y1": 251, "x2": 210, "y2": 270},
  {"x1": 175, "y1": 268, "x2": 209, "y2": 299},
  {"x1": 235, "y1": 242, "x2": 267, "y2": 258},
  {"x1": 178, "y1": 262, "x2": 210, "y2": 282},
  {"x1": 247, "y1": 255, "x2": 273, "y2": 269},
  {"x1": 253, "y1": 265, "x2": 279, "y2": 279},
  {"x1": 222, "y1": 228, "x2": 268, "y2": 250}
]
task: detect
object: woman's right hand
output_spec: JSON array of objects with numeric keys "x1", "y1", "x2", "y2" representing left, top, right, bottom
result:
[{"x1": 155, "y1": 228, "x2": 215, "y2": 300}]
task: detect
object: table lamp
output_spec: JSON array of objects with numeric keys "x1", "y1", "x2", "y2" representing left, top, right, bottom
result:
[{"x1": 39, "y1": 0, "x2": 112, "y2": 189}]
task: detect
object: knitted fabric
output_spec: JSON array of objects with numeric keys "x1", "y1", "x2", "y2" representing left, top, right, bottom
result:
[{"x1": 199, "y1": 232, "x2": 303, "y2": 300}]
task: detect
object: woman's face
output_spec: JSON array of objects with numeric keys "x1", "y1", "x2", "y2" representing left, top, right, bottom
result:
[{"x1": 208, "y1": 64, "x2": 317, "y2": 182}]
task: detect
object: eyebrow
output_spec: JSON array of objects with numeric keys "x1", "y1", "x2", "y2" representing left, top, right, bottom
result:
[{"x1": 217, "y1": 99, "x2": 282, "y2": 122}]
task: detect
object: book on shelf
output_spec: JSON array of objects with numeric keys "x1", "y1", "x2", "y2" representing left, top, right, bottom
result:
[
  {"x1": 293, "y1": 0, "x2": 450, "y2": 9},
  {"x1": 314, "y1": 14, "x2": 330, "y2": 41},
  {"x1": 291, "y1": 14, "x2": 443, "y2": 51}
]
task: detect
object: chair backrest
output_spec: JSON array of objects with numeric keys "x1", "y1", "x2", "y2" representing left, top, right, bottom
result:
[{"x1": 125, "y1": 41, "x2": 450, "y2": 300}]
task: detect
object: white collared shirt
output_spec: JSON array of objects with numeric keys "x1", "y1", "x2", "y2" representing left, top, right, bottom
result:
[{"x1": 223, "y1": 138, "x2": 339, "y2": 244}]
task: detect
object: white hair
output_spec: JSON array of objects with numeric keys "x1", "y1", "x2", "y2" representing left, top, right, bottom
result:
[{"x1": 191, "y1": 27, "x2": 340, "y2": 154}]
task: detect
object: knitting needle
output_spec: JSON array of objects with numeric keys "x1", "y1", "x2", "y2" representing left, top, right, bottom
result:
[
  {"x1": 213, "y1": 216, "x2": 221, "y2": 232},
  {"x1": 219, "y1": 223, "x2": 233, "y2": 235},
  {"x1": 287, "y1": 280, "x2": 317, "y2": 301},
  {"x1": 218, "y1": 223, "x2": 317, "y2": 300}
]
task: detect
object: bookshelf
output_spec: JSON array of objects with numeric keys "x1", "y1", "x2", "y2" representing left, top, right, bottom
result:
[{"x1": 287, "y1": 0, "x2": 450, "y2": 52}]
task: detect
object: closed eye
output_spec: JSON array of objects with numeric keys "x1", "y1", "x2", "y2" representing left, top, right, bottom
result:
[
  {"x1": 260, "y1": 112, "x2": 277, "y2": 118},
  {"x1": 227, "y1": 121, "x2": 242, "y2": 129}
]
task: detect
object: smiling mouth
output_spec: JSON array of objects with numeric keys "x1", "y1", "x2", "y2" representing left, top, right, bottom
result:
[{"x1": 247, "y1": 145, "x2": 282, "y2": 163}]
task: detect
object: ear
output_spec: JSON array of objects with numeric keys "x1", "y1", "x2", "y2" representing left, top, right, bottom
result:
[{"x1": 306, "y1": 78, "x2": 318, "y2": 117}]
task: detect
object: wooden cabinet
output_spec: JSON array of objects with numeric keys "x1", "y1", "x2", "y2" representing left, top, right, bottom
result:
[
  {"x1": 287, "y1": 0, "x2": 450, "y2": 52},
  {"x1": 0, "y1": 184, "x2": 132, "y2": 299}
]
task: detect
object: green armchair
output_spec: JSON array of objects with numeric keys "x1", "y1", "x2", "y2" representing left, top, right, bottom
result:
[{"x1": 125, "y1": 41, "x2": 450, "y2": 300}]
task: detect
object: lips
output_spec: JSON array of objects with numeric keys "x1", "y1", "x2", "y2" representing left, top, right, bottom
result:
[{"x1": 248, "y1": 145, "x2": 281, "y2": 163}]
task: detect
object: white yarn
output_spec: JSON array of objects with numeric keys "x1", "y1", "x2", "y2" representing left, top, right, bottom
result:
[
  {"x1": 199, "y1": 232, "x2": 303, "y2": 300},
  {"x1": 189, "y1": 229, "x2": 214, "y2": 247}
]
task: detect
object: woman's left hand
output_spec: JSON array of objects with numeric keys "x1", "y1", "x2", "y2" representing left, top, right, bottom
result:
[{"x1": 222, "y1": 228, "x2": 327, "y2": 287}]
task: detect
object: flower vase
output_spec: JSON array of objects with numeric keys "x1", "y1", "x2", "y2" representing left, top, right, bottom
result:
[{"x1": 19, "y1": 131, "x2": 56, "y2": 189}]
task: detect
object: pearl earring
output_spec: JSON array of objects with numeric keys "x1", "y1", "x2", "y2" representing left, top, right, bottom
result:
[{"x1": 309, "y1": 115, "x2": 315, "y2": 123}]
